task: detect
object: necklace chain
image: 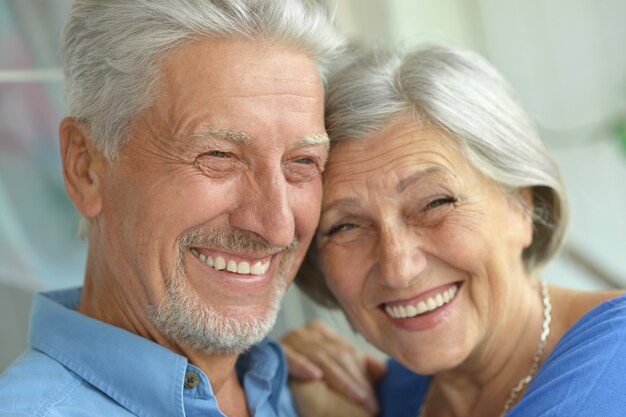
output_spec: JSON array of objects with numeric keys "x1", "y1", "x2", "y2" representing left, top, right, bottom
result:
[
  {"x1": 418, "y1": 281, "x2": 552, "y2": 417},
  {"x1": 500, "y1": 280, "x2": 551, "y2": 416}
]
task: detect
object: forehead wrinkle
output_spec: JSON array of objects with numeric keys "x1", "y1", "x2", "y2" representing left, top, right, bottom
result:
[
  {"x1": 396, "y1": 166, "x2": 452, "y2": 193},
  {"x1": 321, "y1": 197, "x2": 361, "y2": 215},
  {"x1": 208, "y1": 92, "x2": 321, "y2": 100}
]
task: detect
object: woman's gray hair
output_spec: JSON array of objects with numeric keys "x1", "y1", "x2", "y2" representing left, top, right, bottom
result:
[
  {"x1": 296, "y1": 43, "x2": 568, "y2": 308},
  {"x1": 62, "y1": 0, "x2": 345, "y2": 161}
]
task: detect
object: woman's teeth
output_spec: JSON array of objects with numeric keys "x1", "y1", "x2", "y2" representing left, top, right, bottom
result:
[
  {"x1": 191, "y1": 248, "x2": 270, "y2": 276},
  {"x1": 385, "y1": 285, "x2": 458, "y2": 319}
]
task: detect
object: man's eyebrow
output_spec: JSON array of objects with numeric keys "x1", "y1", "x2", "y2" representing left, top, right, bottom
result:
[
  {"x1": 190, "y1": 126, "x2": 328, "y2": 148},
  {"x1": 190, "y1": 126, "x2": 251, "y2": 144},
  {"x1": 297, "y1": 133, "x2": 330, "y2": 147},
  {"x1": 397, "y1": 166, "x2": 449, "y2": 193}
]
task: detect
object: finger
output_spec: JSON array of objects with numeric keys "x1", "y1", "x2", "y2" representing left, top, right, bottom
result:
[
  {"x1": 333, "y1": 349, "x2": 373, "y2": 393},
  {"x1": 332, "y1": 351, "x2": 380, "y2": 415},
  {"x1": 282, "y1": 321, "x2": 379, "y2": 413},
  {"x1": 314, "y1": 349, "x2": 377, "y2": 413},
  {"x1": 283, "y1": 345, "x2": 324, "y2": 381},
  {"x1": 290, "y1": 380, "x2": 375, "y2": 417}
]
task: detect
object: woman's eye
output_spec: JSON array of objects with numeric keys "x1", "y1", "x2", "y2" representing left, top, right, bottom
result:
[
  {"x1": 327, "y1": 223, "x2": 356, "y2": 236},
  {"x1": 425, "y1": 196, "x2": 457, "y2": 210}
]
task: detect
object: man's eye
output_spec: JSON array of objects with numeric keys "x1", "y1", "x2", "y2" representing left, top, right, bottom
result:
[
  {"x1": 283, "y1": 156, "x2": 322, "y2": 183},
  {"x1": 425, "y1": 196, "x2": 457, "y2": 210},
  {"x1": 206, "y1": 150, "x2": 227, "y2": 157},
  {"x1": 327, "y1": 223, "x2": 356, "y2": 236}
]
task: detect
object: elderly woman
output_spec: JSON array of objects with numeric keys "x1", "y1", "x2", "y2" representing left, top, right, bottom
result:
[{"x1": 283, "y1": 43, "x2": 626, "y2": 417}]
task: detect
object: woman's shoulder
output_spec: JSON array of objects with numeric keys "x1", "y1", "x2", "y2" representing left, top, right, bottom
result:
[
  {"x1": 509, "y1": 289, "x2": 626, "y2": 416},
  {"x1": 552, "y1": 286, "x2": 626, "y2": 335},
  {"x1": 560, "y1": 286, "x2": 625, "y2": 320},
  {"x1": 549, "y1": 287, "x2": 626, "y2": 360}
]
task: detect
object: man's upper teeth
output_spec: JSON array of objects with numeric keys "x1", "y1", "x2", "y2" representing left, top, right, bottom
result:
[
  {"x1": 385, "y1": 285, "x2": 458, "y2": 319},
  {"x1": 191, "y1": 248, "x2": 269, "y2": 275}
]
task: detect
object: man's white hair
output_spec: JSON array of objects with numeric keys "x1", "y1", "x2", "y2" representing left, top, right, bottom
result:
[{"x1": 62, "y1": 0, "x2": 345, "y2": 236}]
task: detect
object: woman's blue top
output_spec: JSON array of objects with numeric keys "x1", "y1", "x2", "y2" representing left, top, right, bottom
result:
[{"x1": 376, "y1": 293, "x2": 626, "y2": 416}]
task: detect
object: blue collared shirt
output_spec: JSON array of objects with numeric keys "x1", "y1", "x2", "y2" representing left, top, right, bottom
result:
[{"x1": 0, "y1": 288, "x2": 299, "y2": 417}]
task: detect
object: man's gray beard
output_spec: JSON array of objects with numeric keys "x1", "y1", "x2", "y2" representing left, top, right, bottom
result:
[{"x1": 150, "y1": 228, "x2": 296, "y2": 355}]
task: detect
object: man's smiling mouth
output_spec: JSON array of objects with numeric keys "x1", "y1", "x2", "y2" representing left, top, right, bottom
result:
[{"x1": 190, "y1": 248, "x2": 270, "y2": 276}]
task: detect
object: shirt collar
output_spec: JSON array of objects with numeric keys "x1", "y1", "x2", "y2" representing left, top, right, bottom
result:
[
  {"x1": 28, "y1": 287, "x2": 289, "y2": 417},
  {"x1": 29, "y1": 287, "x2": 189, "y2": 417},
  {"x1": 237, "y1": 339, "x2": 288, "y2": 413}
]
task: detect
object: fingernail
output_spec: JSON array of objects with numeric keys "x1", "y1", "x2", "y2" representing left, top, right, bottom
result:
[{"x1": 309, "y1": 366, "x2": 323, "y2": 379}]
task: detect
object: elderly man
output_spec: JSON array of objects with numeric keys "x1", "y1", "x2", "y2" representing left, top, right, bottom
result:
[{"x1": 0, "y1": 1, "x2": 344, "y2": 416}]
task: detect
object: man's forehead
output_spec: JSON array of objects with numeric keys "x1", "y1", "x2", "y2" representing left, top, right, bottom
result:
[{"x1": 164, "y1": 38, "x2": 322, "y2": 90}]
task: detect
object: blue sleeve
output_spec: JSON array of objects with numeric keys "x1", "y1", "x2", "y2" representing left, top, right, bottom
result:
[
  {"x1": 376, "y1": 359, "x2": 430, "y2": 417},
  {"x1": 508, "y1": 295, "x2": 626, "y2": 416}
]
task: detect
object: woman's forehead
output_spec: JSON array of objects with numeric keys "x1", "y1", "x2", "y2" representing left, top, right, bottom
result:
[{"x1": 325, "y1": 120, "x2": 465, "y2": 182}]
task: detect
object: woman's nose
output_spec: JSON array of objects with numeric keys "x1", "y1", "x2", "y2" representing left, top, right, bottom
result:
[{"x1": 376, "y1": 226, "x2": 427, "y2": 289}]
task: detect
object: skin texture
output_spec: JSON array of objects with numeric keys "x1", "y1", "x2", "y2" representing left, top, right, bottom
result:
[{"x1": 60, "y1": 38, "x2": 328, "y2": 417}]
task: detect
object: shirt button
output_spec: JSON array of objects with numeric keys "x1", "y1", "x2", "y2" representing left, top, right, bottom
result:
[{"x1": 184, "y1": 371, "x2": 200, "y2": 389}]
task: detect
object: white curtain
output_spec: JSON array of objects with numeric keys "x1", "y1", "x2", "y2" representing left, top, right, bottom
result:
[{"x1": 0, "y1": 0, "x2": 84, "y2": 292}]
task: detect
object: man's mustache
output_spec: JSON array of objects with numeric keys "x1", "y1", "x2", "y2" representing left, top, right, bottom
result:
[{"x1": 179, "y1": 227, "x2": 299, "y2": 255}]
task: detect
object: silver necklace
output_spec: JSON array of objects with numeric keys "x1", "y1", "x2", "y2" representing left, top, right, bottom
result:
[{"x1": 418, "y1": 281, "x2": 552, "y2": 417}]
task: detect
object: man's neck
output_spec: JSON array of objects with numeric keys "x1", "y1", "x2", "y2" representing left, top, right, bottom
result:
[
  {"x1": 187, "y1": 354, "x2": 250, "y2": 417},
  {"x1": 78, "y1": 265, "x2": 251, "y2": 416},
  {"x1": 183, "y1": 348, "x2": 242, "y2": 397}
]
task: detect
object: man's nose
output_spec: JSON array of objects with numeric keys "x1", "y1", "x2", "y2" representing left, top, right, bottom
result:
[
  {"x1": 375, "y1": 225, "x2": 427, "y2": 289},
  {"x1": 229, "y1": 169, "x2": 296, "y2": 249}
]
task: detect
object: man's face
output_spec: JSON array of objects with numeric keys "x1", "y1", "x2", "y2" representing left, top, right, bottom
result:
[{"x1": 95, "y1": 39, "x2": 328, "y2": 353}]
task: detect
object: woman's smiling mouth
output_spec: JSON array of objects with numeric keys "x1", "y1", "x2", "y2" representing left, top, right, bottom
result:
[{"x1": 383, "y1": 284, "x2": 459, "y2": 319}]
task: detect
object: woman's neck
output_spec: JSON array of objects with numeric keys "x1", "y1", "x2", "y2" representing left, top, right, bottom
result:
[{"x1": 425, "y1": 278, "x2": 547, "y2": 417}]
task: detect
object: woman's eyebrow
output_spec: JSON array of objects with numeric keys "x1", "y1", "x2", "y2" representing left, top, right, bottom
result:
[
  {"x1": 396, "y1": 166, "x2": 450, "y2": 193},
  {"x1": 321, "y1": 197, "x2": 360, "y2": 214}
]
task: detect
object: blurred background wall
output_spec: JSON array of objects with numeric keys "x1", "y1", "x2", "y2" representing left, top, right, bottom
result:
[{"x1": 1, "y1": 0, "x2": 625, "y2": 371}]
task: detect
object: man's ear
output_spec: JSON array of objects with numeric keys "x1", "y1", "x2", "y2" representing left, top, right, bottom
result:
[{"x1": 59, "y1": 118, "x2": 105, "y2": 219}]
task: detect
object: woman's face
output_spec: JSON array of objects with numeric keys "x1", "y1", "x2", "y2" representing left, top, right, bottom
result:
[{"x1": 317, "y1": 115, "x2": 533, "y2": 373}]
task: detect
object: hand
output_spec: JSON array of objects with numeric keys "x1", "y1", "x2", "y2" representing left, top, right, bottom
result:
[
  {"x1": 281, "y1": 320, "x2": 386, "y2": 416},
  {"x1": 290, "y1": 380, "x2": 373, "y2": 417}
]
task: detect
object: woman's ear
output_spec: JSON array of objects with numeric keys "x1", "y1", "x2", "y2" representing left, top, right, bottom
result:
[
  {"x1": 59, "y1": 118, "x2": 105, "y2": 219},
  {"x1": 518, "y1": 187, "x2": 534, "y2": 248}
]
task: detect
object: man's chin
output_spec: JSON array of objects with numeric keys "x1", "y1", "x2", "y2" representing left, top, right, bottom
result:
[{"x1": 151, "y1": 278, "x2": 286, "y2": 355}]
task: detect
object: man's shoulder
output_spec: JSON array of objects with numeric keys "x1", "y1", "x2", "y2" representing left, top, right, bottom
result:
[{"x1": 0, "y1": 349, "x2": 131, "y2": 416}]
